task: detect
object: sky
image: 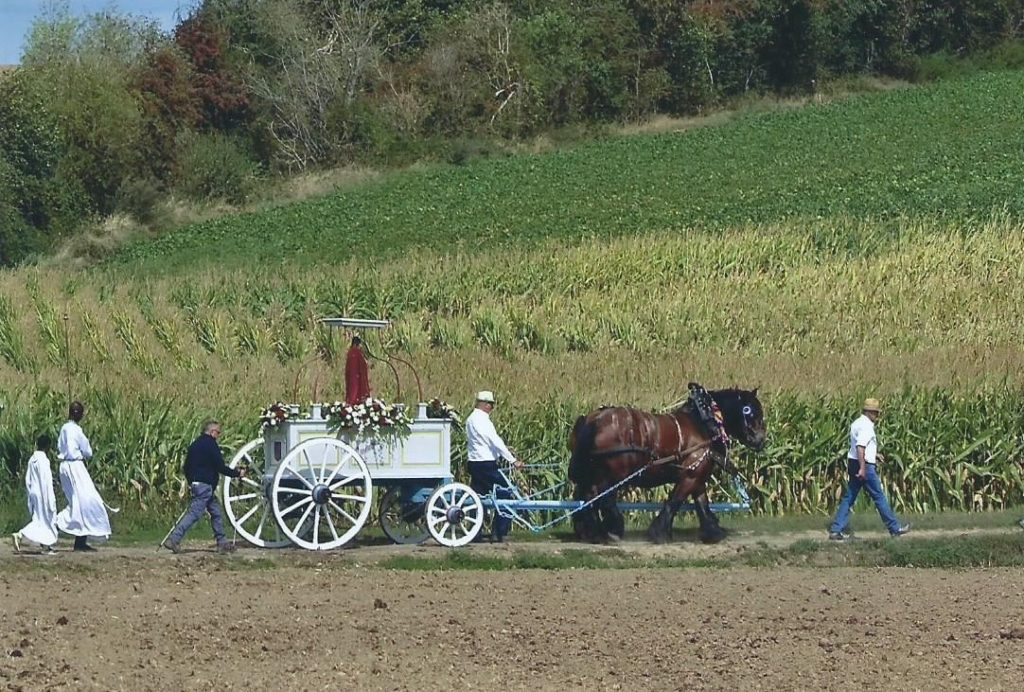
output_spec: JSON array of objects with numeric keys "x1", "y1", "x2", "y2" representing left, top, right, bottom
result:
[{"x1": 0, "y1": 1, "x2": 198, "y2": 64}]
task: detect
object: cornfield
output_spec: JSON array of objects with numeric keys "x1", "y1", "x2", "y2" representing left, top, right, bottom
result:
[
  {"x1": 0, "y1": 382, "x2": 1021, "y2": 516},
  {"x1": 2, "y1": 217, "x2": 1024, "y2": 514}
]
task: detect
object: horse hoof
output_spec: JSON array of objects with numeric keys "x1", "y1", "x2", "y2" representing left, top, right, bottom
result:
[
  {"x1": 646, "y1": 530, "x2": 669, "y2": 545},
  {"x1": 606, "y1": 533, "x2": 622, "y2": 544}
]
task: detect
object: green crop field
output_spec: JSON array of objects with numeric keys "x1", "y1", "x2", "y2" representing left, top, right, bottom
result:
[
  {"x1": 3, "y1": 70, "x2": 1024, "y2": 523},
  {"x1": 110, "y1": 71, "x2": 1024, "y2": 274}
]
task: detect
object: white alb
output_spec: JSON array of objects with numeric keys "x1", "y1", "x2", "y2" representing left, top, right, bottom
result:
[
  {"x1": 56, "y1": 420, "x2": 111, "y2": 539},
  {"x1": 19, "y1": 450, "x2": 59, "y2": 547}
]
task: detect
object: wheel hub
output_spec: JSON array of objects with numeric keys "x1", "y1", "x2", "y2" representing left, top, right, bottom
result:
[
  {"x1": 445, "y1": 506, "x2": 465, "y2": 524},
  {"x1": 311, "y1": 483, "x2": 332, "y2": 505}
]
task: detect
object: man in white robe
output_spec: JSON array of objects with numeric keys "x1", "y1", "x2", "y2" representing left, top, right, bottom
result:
[
  {"x1": 56, "y1": 401, "x2": 111, "y2": 551},
  {"x1": 12, "y1": 434, "x2": 59, "y2": 554}
]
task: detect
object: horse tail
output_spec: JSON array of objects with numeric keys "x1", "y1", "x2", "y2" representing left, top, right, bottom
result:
[{"x1": 568, "y1": 415, "x2": 596, "y2": 485}]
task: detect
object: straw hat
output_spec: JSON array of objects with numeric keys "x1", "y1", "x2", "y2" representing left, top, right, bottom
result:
[
  {"x1": 476, "y1": 390, "x2": 496, "y2": 404},
  {"x1": 862, "y1": 397, "x2": 881, "y2": 413}
]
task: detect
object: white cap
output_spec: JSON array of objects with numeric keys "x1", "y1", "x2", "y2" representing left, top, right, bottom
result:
[{"x1": 476, "y1": 390, "x2": 495, "y2": 403}]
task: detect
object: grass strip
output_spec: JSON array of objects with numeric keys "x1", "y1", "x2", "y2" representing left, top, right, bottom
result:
[{"x1": 377, "y1": 533, "x2": 1024, "y2": 571}]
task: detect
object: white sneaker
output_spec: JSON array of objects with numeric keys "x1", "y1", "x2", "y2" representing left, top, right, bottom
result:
[
  {"x1": 11, "y1": 533, "x2": 21, "y2": 554},
  {"x1": 42, "y1": 546, "x2": 57, "y2": 555}
]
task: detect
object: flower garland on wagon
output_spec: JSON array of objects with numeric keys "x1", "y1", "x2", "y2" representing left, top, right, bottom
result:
[
  {"x1": 426, "y1": 398, "x2": 461, "y2": 424},
  {"x1": 324, "y1": 397, "x2": 411, "y2": 443},
  {"x1": 259, "y1": 402, "x2": 294, "y2": 431}
]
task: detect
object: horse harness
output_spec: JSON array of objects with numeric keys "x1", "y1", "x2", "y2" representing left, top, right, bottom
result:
[
  {"x1": 590, "y1": 386, "x2": 749, "y2": 480},
  {"x1": 594, "y1": 438, "x2": 729, "y2": 476}
]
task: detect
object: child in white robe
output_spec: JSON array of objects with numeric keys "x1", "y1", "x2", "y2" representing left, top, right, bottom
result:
[{"x1": 12, "y1": 434, "x2": 59, "y2": 554}]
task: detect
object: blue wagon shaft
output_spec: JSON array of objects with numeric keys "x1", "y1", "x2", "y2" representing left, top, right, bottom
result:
[
  {"x1": 424, "y1": 462, "x2": 752, "y2": 547},
  {"x1": 492, "y1": 467, "x2": 751, "y2": 532}
]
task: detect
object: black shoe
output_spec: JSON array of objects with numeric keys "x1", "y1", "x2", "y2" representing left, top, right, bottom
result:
[
  {"x1": 890, "y1": 524, "x2": 911, "y2": 537},
  {"x1": 828, "y1": 532, "x2": 848, "y2": 541},
  {"x1": 161, "y1": 539, "x2": 181, "y2": 554},
  {"x1": 216, "y1": 543, "x2": 237, "y2": 554},
  {"x1": 73, "y1": 543, "x2": 97, "y2": 552}
]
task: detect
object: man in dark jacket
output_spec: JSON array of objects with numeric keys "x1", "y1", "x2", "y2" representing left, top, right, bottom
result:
[{"x1": 162, "y1": 420, "x2": 243, "y2": 554}]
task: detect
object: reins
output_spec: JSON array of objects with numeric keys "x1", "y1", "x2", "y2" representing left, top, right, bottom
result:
[{"x1": 589, "y1": 438, "x2": 711, "y2": 466}]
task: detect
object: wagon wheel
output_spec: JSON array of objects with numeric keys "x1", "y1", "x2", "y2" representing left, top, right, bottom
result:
[
  {"x1": 223, "y1": 437, "x2": 288, "y2": 548},
  {"x1": 270, "y1": 438, "x2": 373, "y2": 551},
  {"x1": 379, "y1": 487, "x2": 429, "y2": 545},
  {"x1": 426, "y1": 483, "x2": 484, "y2": 547}
]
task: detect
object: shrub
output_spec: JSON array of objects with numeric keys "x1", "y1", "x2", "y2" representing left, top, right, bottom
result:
[
  {"x1": 174, "y1": 132, "x2": 257, "y2": 204},
  {"x1": 114, "y1": 176, "x2": 165, "y2": 226},
  {"x1": 447, "y1": 136, "x2": 506, "y2": 166}
]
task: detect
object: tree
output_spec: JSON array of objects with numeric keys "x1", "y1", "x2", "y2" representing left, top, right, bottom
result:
[
  {"x1": 174, "y1": 10, "x2": 250, "y2": 131},
  {"x1": 134, "y1": 45, "x2": 203, "y2": 182},
  {"x1": 18, "y1": 8, "x2": 155, "y2": 214},
  {"x1": 242, "y1": 0, "x2": 390, "y2": 170},
  {"x1": 0, "y1": 71, "x2": 88, "y2": 264}
]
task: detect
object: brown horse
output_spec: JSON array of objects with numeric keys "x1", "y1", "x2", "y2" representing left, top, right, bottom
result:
[{"x1": 568, "y1": 386, "x2": 766, "y2": 544}]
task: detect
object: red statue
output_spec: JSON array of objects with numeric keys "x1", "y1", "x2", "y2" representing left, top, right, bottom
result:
[{"x1": 345, "y1": 335, "x2": 371, "y2": 405}]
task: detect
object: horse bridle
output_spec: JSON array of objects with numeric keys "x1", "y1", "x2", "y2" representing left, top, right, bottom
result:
[{"x1": 739, "y1": 403, "x2": 757, "y2": 441}]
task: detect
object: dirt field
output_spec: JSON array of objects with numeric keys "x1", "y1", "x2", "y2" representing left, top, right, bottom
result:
[{"x1": 2, "y1": 538, "x2": 1024, "y2": 691}]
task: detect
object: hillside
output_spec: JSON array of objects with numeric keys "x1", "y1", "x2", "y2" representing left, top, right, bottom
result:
[
  {"x1": 2, "y1": 70, "x2": 1024, "y2": 516},
  {"x1": 110, "y1": 71, "x2": 1024, "y2": 274}
]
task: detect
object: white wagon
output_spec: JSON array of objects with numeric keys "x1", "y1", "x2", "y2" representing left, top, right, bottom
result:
[{"x1": 222, "y1": 318, "x2": 457, "y2": 550}]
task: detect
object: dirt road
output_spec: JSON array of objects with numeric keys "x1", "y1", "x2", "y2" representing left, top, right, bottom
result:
[{"x1": 2, "y1": 535, "x2": 1023, "y2": 691}]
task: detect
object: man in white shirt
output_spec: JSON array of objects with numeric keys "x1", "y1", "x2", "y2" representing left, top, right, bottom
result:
[
  {"x1": 828, "y1": 398, "x2": 910, "y2": 540},
  {"x1": 56, "y1": 401, "x2": 112, "y2": 551},
  {"x1": 465, "y1": 390, "x2": 521, "y2": 542}
]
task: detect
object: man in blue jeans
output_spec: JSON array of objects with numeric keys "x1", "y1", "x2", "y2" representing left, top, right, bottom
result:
[
  {"x1": 829, "y1": 398, "x2": 910, "y2": 540},
  {"x1": 162, "y1": 420, "x2": 243, "y2": 553}
]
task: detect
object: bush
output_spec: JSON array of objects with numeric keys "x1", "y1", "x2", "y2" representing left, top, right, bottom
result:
[
  {"x1": 173, "y1": 133, "x2": 257, "y2": 204},
  {"x1": 447, "y1": 136, "x2": 506, "y2": 166},
  {"x1": 114, "y1": 176, "x2": 164, "y2": 225},
  {"x1": 0, "y1": 185, "x2": 43, "y2": 265},
  {"x1": 0, "y1": 70, "x2": 91, "y2": 264}
]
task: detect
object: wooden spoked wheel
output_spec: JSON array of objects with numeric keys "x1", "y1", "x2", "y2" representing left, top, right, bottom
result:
[
  {"x1": 426, "y1": 483, "x2": 484, "y2": 547},
  {"x1": 223, "y1": 437, "x2": 288, "y2": 548},
  {"x1": 379, "y1": 486, "x2": 430, "y2": 545},
  {"x1": 270, "y1": 437, "x2": 373, "y2": 550}
]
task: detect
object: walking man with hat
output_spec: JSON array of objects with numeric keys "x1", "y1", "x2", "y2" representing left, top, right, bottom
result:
[
  {"x1": 465, "y1": 390, "x2": 521, "y2": 543},
  {"x1": 828, "y1": 398, "x2": 910, "y2": 540}
]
